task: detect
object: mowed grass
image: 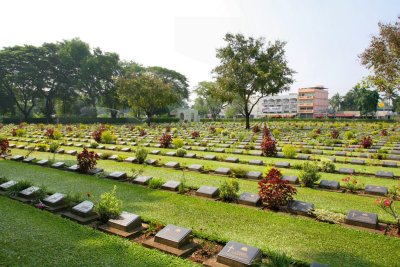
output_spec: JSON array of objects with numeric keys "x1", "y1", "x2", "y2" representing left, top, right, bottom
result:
[
  {"x1": 1, "y1": 161, "x2": 400, "y2": 267},
  {"x1": 8, "y1": 148, "x2": 400, "y2": 223},
  {"x1": 0, "y1": 197, "x2": 196, "y2": 267}
]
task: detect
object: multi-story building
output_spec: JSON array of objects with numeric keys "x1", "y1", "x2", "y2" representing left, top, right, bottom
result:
[
  {"x1": 297, "y1": 86, "x2": 329, "y2": 118},
  {"x1": 259, "y1": 93, "x2": 298, "y2": 117}
]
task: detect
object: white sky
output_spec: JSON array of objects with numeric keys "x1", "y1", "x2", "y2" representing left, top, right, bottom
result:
[{"x1": 0, "y1": 0, "x2": 398, "y2": 103}]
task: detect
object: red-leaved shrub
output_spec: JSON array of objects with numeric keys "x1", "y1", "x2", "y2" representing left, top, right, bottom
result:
[
  {"x1": 361, "y1": 136, "x2": 373, "y2": 149},
  {"x1": 381, "y1": 129, "x2": 388, "y2": 136},
  {"x1": 263, "y1": 126, "x2": 270, "y2": 138},
  {"x1": 159, "y1": 134, "x2": 172, "y2": 148},
  {"x1": 0, "y1": 136, "x2": 10, "y2": 155},
  {"x1": 209, "y1": 126, "x2": 216, "y2": 134},
  {"x1": 331, "y1": 129, "x2": 340, "y2": 139},
  {"x1": 11, "y1": 128, "x2": 17, "y2": 136},
  {"x1": 45, "y1": 128, "x2": 55, "y2": 139},
  {"x1": 139, "y1": 128, "x2": 147, "y2": 137},
  {"x1": 191, "y1": 131, "x2": 200, "y2": 138},
  {"x1": 252, "y1": 125, "x2": 260, "y2": 133},
  {"x1": 258, "y1": 168, "x2": 297, "y2": 211},
  {"x1": 92, "y1": 125, "x2": 106, "y2": 143},
  {"x1": 261, "y1": 137, "x2": 277, "y2": 157},
  {"x1": 77, "y1": 148, "x2": 99, "y2": 173}
]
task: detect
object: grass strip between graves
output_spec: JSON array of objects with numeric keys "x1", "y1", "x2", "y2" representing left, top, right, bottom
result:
[
  {"x1": 1, "y1": 160, "x2": 400, "y2": 267},
  {"x1": 0, "y1": 196, "x2": 196, "y2": 267},
  {"x1": 7, "y1": 149, "x2": 400, "y2": 223}
]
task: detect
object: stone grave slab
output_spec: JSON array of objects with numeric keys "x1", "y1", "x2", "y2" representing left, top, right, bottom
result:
[
  {"x1": 108, "y1": 146, "x2": 116, "y2": 150},
  {"x1": 143, "y1": 224, "x2": 197, "y2": 257},
  {"x1": 382, "y1": 161, "x2": 397, "y2": 167},
  {"x1": 184, "y1": 153, "x2": 196, "y2": 158},
  {"x1": 238, "y1": 193, "x2": 261, "y2": 207},
  {"x1": 22, "y1": 157, "x2": 35, "y2": 163},
  {"x1": 246, "y1": 171, "x2": 262, "y2": 179},
  {"x1": 133, "y1": 175, "x2": 153, "y2": 185},
  {"x1": 188, "y1": 164, "x2": 203, "y2": 172},
  {"x1": 11, "y1": 155, "x2": 23, "y2": 161},
  {"x1": 165, "y1": 162, "x2": 180, "y2": 169},
  {"x1": 339, "y1": 168, "x2": 355, "y2": 174},
  {"x1": 359, "y1": 153, "x2": 369, "y2": 158},
  {"x1": 108, "y1": 172, "x2": 127, "y2": 180},
  {"x1": 66, "y1": 150, "x2": 77, "y2": 155},
  {"x1": 0, "y1": 180, "x2": 17, "y2": 192},
  {"x1": 365, "y1": 185, "x2": 388, "y2": 196},
  {"x1": 275, "y1": 162, "x2": 290, "y2": 168},
  {"x1": 66, "y1": 164, "x2": 79, "y2": 172},
  {"x1": 249, "y1": 159, "x2": 263, "y2": 165},
  {"x1": 225, "y1": 157, "x2": 239, "y2": 163},
  {"x1": 36, "y1": 159, "x2": 49, "y2": 166},
  {"x1": 43, "y1": 193, "x2": 67, "y2": 211},
  {"x1": 312, "y1": 150, "x2": 323, "y2": 155},
  {"x1": 350, "y1": 159, "x2": 365, "y2": 165},
  {"x1": 162, "y1": 181, "x2": 181, "y2": 191},
  {"x1": 16, "y1": 145, "x2": 25, "y2": 149},
  {"x1": 288, "y1": 200, "x2": 314, "y2": 216},
  {"x1": 297, "y1": 154, "x2": 310, "y2": 160},
  {"x1": 108, "y1": 155, "x2": 119, "y2": 160},
  {"x1": 310, "y1": 263, "x2": 330, "y2": 267},
  {"x1": 375, "y1": 171, "x2": 394, "y2": 178},
  {"x1": 198, "y1": 147, "x2": 207, "y2": 151},
  {"x1": 151, "y1": 150, "x2": 161, "y2": 155},
  {"x1": 19, "y1": 186, "x2": 40, "y2": 200},
  {"x1": 166, "y1": 151, "x2": 177, "y2": 156},
  {"x1": 214, "y1": 148, "x2": 225, "y2": 153},
  {"x1": 124, "y1": 157, "x2": 136, "y2": 163},
  {"x1": 195, "y1": 186, "x2": 219, "y2": 198},
  {"x1": 282, "y1": 175, "x2": 299, "y2": 185},
  {"x1": 250, "y1": 151, "x2": 263, "y2": 156},
  {"x1": 215, "y1": 167, "x2": 231, "y2": 175},
  {"x1": 145, "y1": 159, "x2": 157, "y2": 165},
  {"x1": 97, "y1": 145, "x2": 105, "y2": 149},
  {"x1": 99, "y1": 211, "x2": 146, "y2": 238},
  {"x1": 319, "y1": 180, "x2": 340, "y2": 190},
  {"x1": 62, "y1": 200, "x2": 99, "y2": 224},
  {"x1": 335, "y1": 151, "x2": 347, "y2": 156},
  {"x1": 87, "y1": 168, "x2": 104, "y2": 175},
  {"x1": 51, "y1": 162, "x2": 65, "y2": 168},
  {"x1": 346, "y1": 210, "x2": 378, "y2": 229},
  {"x1": 121, "y1": 147, "x2": 131, "y2": 152},
  {"x1": 387, "y1": 155, "x2": 400, "y2": 160},
  {"x1": 204, "y1": 155, "x2": 216, "y2": 160},
  {"x1": 213, "y1": 241, "x2": 262, "y2": 267}
]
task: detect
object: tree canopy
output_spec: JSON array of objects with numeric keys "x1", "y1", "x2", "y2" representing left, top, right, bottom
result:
[{"x1": 213, "y1": 33, "x2": 295, "y2": 129}]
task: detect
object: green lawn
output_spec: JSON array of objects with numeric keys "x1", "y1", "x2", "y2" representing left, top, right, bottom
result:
[
  {"x1": 0, "y1": 197, "x2": 196, "y2": 267},
  {"x1": 1, "y1": 160, "x2": 400, "y2": 267},
  {"x1": 8, "y1": 148, "x2": 400, "y2": 223}
]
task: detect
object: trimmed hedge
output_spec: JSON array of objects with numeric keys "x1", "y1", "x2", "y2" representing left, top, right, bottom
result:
[{"x1": 1, "y1": 117, "x2": 179, "y2": 124}]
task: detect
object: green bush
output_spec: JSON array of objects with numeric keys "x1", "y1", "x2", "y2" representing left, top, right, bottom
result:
[
  {"x1": 313, "y1": 209, "x2": 346, "y2": 224},
  {"x1": 282, "y1": 145, "x2": 297, "y2": 159},
  {"x1": 299, "y1": 162, "x2": 321, "y2": 187},
  {"x1": 135, "y1": 147, "x2": 148, "y2": 164},
  {"x1": 219, "y1": 179, "x2": 239, "y2": 202},
  {"x1": 16, "y1": 129, "x2": 27, "y2": 137},
  {"x1": 176, "y1": 148, "x2": 187, "y2": 157},
  {"x1": 230, "y1": 167, "x2": 248, "y2": 178},
  {"x1": 90, "y1": 142, "x2": 99, "y2": 148},
  {"x1": 116, "y1": 155, "x2": 127, "y2": 162},
  {"x1": 148, "y1": 178, "x2": 164, "y2": 189},
  {"x1": 48, "y1": 142, "x2": 60, "y2": 153},
  {"x1": 101, "y1": 131, "x2": 115, "y2": 144},
  {"x1": 95, "y1": 186, "x2": 122, "y2": 223},
  {"x1": 319, "y1": 158, "x2": 336, "y2": 173},
  {"x1": 37, "y1": 143, "x2": 48, "y2": 152},
  {"x1": 53, "y1": 130, "x2": 62, "y2": 140},
  {"x1": 99, "y1": 152, "x2": 113, "y2": 160},
  {"x1": 172, "y1": 138, "x2": 184, "y2": 148}
]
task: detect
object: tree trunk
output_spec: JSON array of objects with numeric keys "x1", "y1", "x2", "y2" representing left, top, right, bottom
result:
[
  {"x1": 212, "y1": 113, "x2": 217, "y2": 121},
  {"x1": 110, "y1": 110, "x2": 118, "y2": 118},
  {"x1": 245, "y1": 114, "x2": 250, "y2": 129},
  {"x1": 146, "y1": 113, "x2": 152, "y2": 126}
]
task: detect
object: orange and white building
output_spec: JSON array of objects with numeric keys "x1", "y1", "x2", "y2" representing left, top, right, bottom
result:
[{"x1": 297, "y1": 85, "x2": 329, "y2": 118}]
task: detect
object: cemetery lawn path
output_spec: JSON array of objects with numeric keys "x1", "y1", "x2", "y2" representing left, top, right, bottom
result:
[
  {"x1": 1, "y1": 161, "x2": 400, "y2": 267},
  {"x1": 0, "y1": 197, "x2": 197, "y2": 267}
]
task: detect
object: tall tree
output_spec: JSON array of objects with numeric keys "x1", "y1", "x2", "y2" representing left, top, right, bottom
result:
[
  {"x1": 329, "y1": 93, "x2": 342, "y2": 117},
  {"x1": 116, "y1": 72, "x2": 179, "y2": 125},
  {"x1": 0, "y1": 45, "x2": 44, "y2": 120},
  {"x1": 194, "y1": 81, "x2": 226, "y2": 120},
  {"x1": 360, "y1": 16, "x2": 400, "y2": 108},
  {"x1": 354, "y1": 85, "x2": 380, "y2": 117},
  {"x1": 213, "y1": 33, "x2": 295, "y2": 129},
  {"x1": 79, "y1": 48, "x2": 120, "y2": 116}
]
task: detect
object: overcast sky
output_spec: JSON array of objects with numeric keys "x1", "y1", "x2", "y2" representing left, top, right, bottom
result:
[{"x1": 1, "y1": 0, "x2": 398, "y2": 102}]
